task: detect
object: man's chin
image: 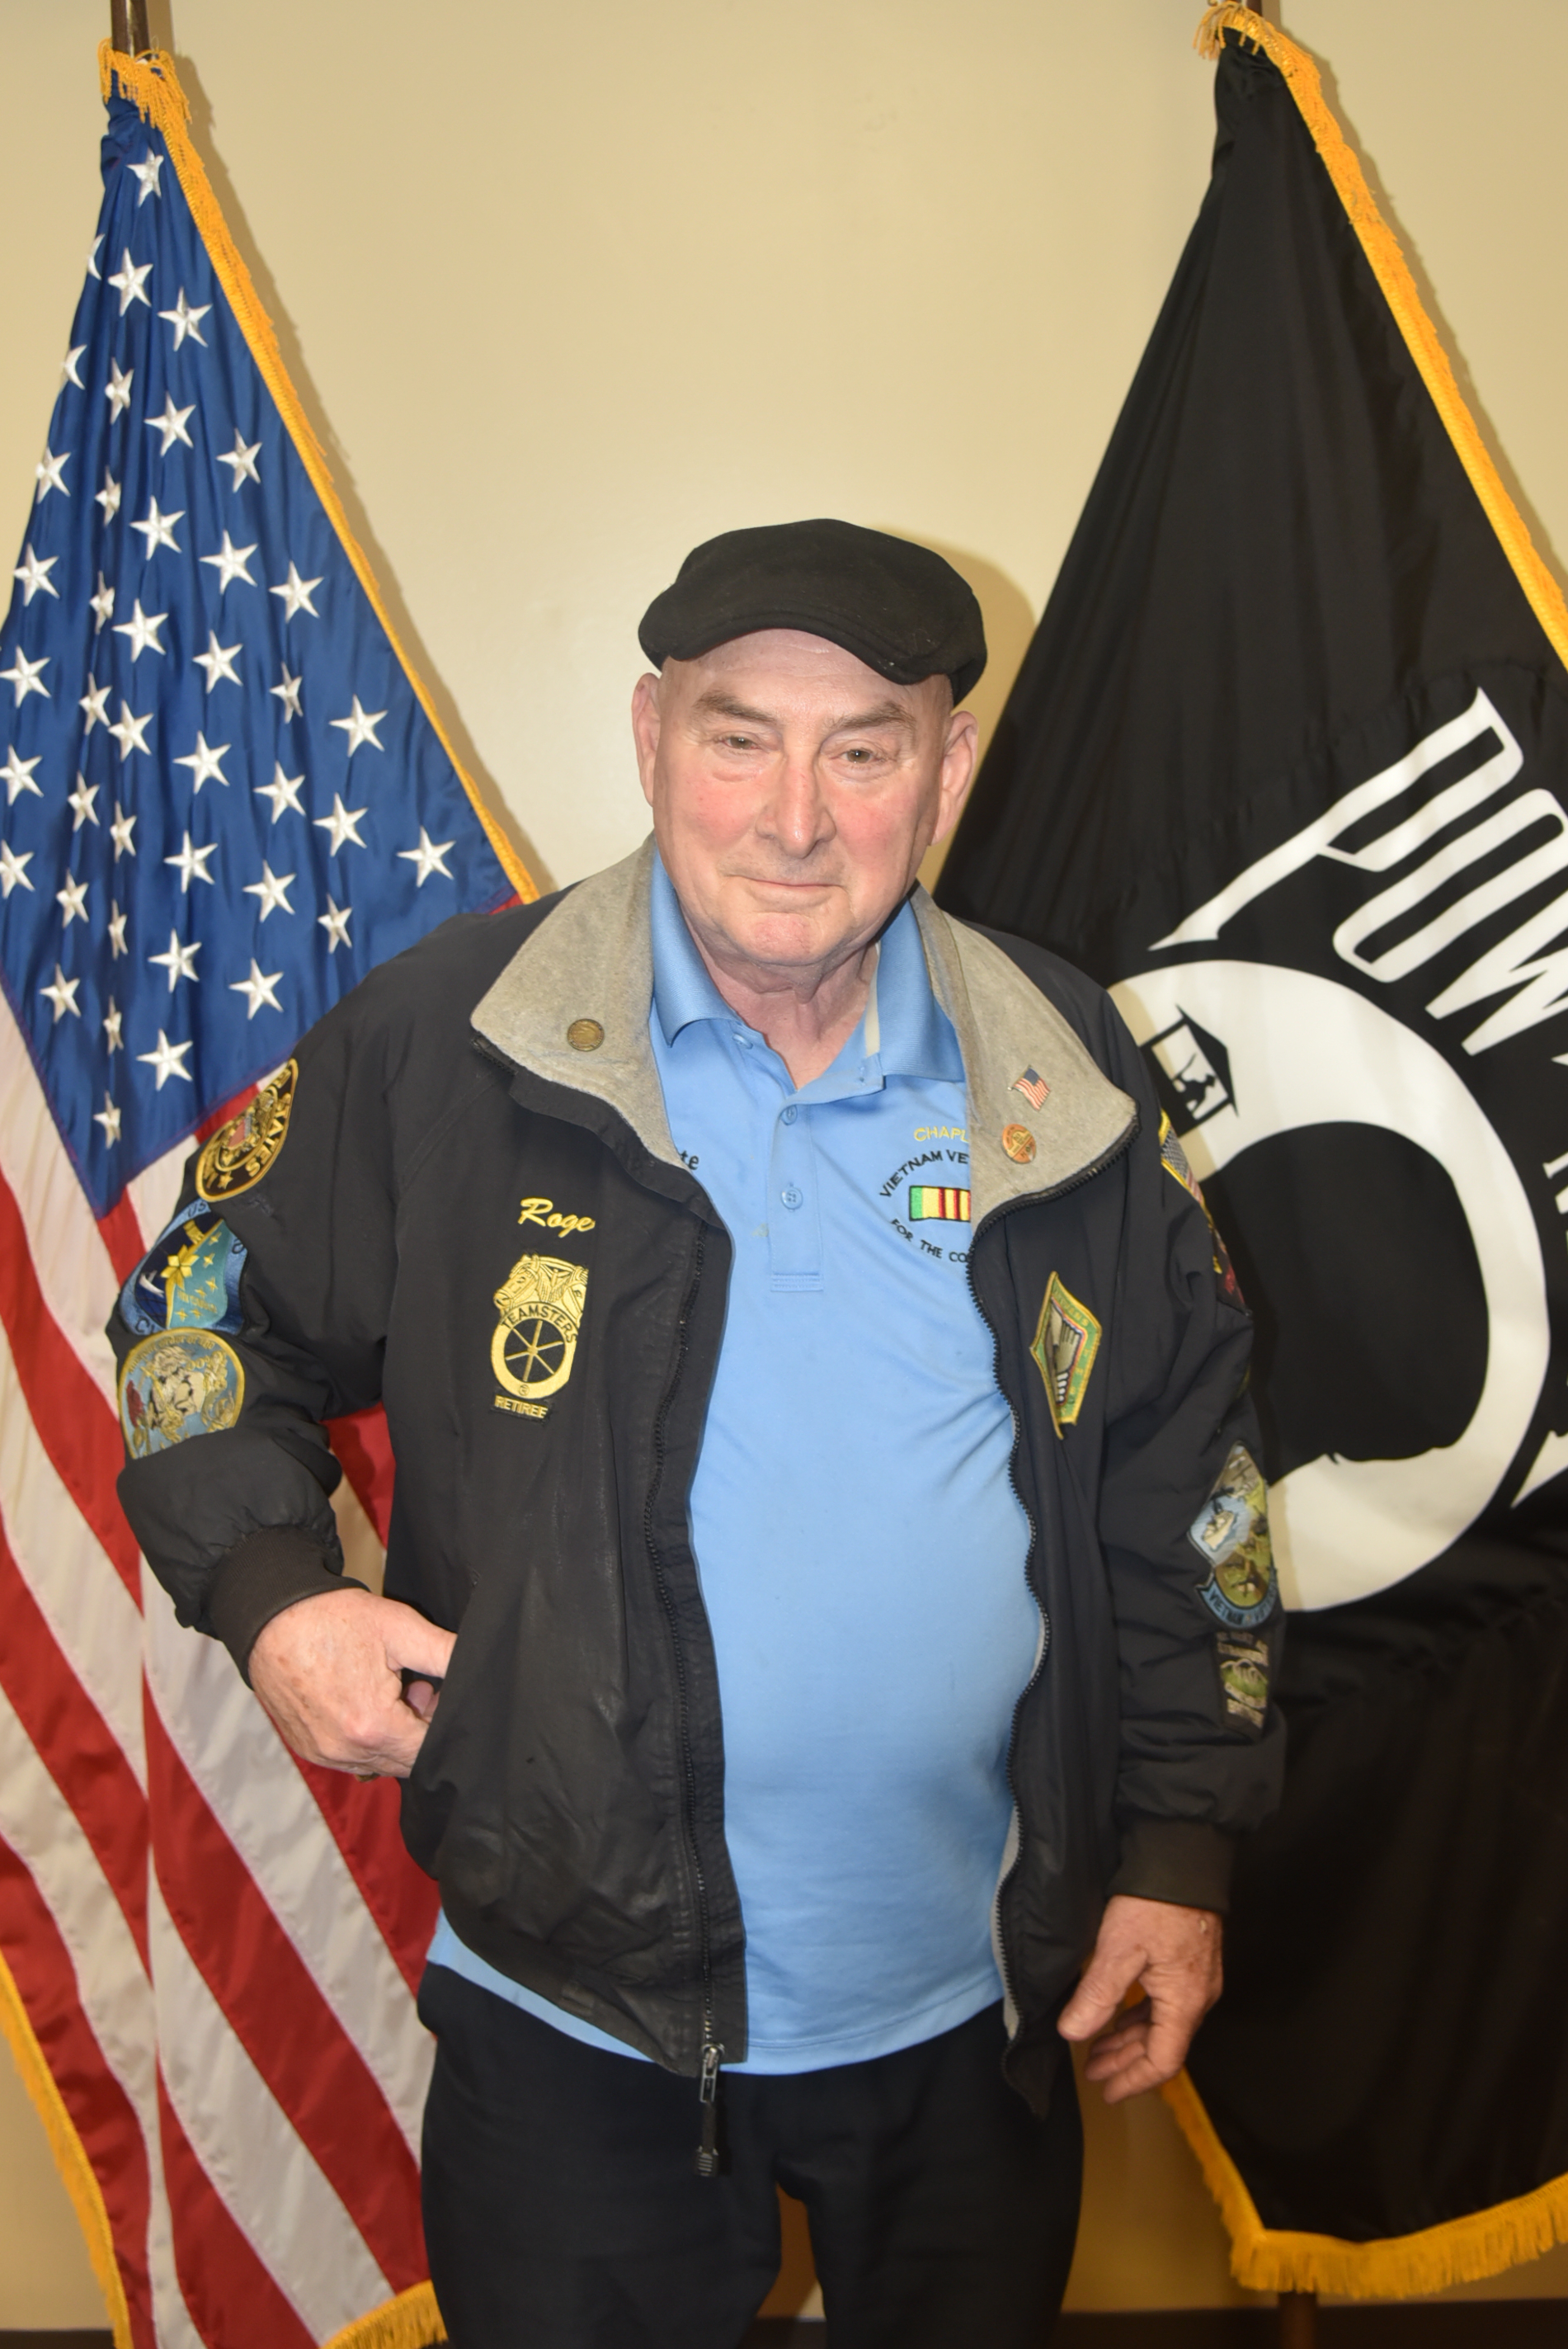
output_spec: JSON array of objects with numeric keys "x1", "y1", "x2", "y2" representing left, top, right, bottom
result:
[{"x1": 720, "y1": 908, "x2": 849, "y2": 973}]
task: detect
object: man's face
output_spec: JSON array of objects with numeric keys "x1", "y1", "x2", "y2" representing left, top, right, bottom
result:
[{"x1": 632, "y1": 629, "x2": 977, "y2": 987}]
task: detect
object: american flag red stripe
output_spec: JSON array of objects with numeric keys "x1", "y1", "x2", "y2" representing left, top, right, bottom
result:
[{"x1": 0, "y1": 988, "x2": 442, "y2": 2345}]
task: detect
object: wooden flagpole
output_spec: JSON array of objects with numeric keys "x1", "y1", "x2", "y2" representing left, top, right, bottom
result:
[
  {"x1": 109, "y1": 0, "x2": 150, "y2": 56},
  {"x1": 1236, "y1": 27, "x2": 1317, "y2": 2349},
  {"x1": 1236, "y1": 7, "x2": 1318, "y2": 2346}
]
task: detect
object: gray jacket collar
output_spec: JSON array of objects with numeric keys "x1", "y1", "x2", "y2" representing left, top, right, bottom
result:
[{"x1": 471, "y1": 837, "x2": 1135, "y2": 1225}]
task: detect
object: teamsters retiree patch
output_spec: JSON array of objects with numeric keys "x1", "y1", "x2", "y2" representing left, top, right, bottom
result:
[{"x1": 492, "y1": 1252, "x2": 590, "y2": 1419}]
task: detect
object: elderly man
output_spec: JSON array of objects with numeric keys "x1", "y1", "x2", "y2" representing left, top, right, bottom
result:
[{"x1": 111, "y1": 521, "x2": 1283, "y2": 2349}]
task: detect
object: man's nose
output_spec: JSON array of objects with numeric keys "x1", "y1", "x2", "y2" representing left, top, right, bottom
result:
[{"x1": 762, "y1": 752, "x2": 833, "y2": 856}]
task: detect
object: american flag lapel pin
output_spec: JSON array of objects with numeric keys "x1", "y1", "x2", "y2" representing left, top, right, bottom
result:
[{"x1": 1012, "y1": 1067, "x2": 1049, "y2": 1111}]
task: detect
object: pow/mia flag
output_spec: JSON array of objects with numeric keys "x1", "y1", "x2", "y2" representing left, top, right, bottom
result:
[{"x1": 938, "y1": 7, "x2": 1568, "y2": 2299}]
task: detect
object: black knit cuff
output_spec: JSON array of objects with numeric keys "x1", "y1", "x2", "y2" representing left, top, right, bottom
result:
[
  {"x1": 207, "y1": 1527, "x2": 366, "y2": 1684},
  {"x1": 1108, "y1": 1818, "x2": 1236, "y2": 1914}
]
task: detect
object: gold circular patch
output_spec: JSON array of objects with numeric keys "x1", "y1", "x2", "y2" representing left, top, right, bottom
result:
[
  {"x1": 196, "y1": 1059, "x2": 298, "y2": 1201},
  {"x1": 566, "y1": 1018, "x2": 605, "y2": 1052},
  {"x1": 118, "y1": 1329, "x2": 245, "y2": 1457},
  {"x1": 1001, "y1": 1122, "x2": 1037, "y2": 1165}
]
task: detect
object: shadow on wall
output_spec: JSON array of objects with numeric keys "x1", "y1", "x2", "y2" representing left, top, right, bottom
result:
[
  {"x1": 906, "y1": 538, "x2": 1038, "y2": 896},
  {"x1": 142, "y1": 0, "x2": 551, "y2": 895}
]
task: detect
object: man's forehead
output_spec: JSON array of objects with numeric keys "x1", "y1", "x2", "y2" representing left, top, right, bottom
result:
[{"x1": 671, "y1": 630, "x2": 939, "y2": 723}]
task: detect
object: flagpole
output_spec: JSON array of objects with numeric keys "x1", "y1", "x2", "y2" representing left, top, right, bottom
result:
[
  {"x1": 109, "y1": 0, "x2": 149, "y2": 55},
  {"x1": 1260, "y1": 15, "x2": 1311, "y2": 2327},
  {"x1": 1278, "y1": 2292, "x2": 1317, "y2": 2347}
]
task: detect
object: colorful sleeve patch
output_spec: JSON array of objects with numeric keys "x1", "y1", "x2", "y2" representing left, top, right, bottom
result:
[
  {"x1": 1189, "y1": 1441, "x2": 1276, "y2": 1627},
  {"x1": 1030, "y1": 1273, "x2": 1102, "y2": 1435},
  {"x1": 1158, "y1": 1111, "x2": 1244, "y2": 1309},
  {"x1": 119, "y1": 1332, "x2": 246, "y2": 1458},
  {"x1": 1216, "y1": 1634, "x2": 1269, "y2": 1732},
  {"x1": 908, "y1": 1184, "x2": 971, "y2": 1223},
  {"x1": 196, "y1": 1058, "x2": 298, "y2": 1202},
  {"x1": 119, "y1": 1205, "x2": 248, "y2": 1339}
]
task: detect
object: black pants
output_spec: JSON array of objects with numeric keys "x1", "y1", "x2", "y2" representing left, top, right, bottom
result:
[{"x1": 419, "y1": 1965, "x2": 1082, "y2": 2349}]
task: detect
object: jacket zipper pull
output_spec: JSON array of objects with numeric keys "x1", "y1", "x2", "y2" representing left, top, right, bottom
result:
[{"x1": 694, "y1": 2041, "x2": 725, "y2": 2179}]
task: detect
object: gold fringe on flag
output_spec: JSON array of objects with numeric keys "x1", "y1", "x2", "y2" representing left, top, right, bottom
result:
[
  {"x1": 1164, "y1": 2069, "x2": 1568, "y2": 2299},
  {"x1": 0, "y1": 1950, "x2": 132, "y2": 2349},
  {"x1": 323, "y1": 2279, "x2": 448, "y2": 2349},
  {"x1": 1168, "y1": 13, "x2": 1568, "y2": 2295},
  {"x1": 1190, "y1": 7, "x2": 1568, "y2": 674},
  {"x1": 97, "y1": 42, "x2": 537, "y2": 904},
  {"x1": 1169, "y1": 16, "x2": 1568, "y2": 2295}
]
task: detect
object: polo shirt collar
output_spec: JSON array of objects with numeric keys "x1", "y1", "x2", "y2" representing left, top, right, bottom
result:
[{"x1": 649, "y1": 851, "x2": 961, "y2": 1084}]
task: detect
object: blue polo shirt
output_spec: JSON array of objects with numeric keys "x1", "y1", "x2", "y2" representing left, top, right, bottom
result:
[{"x1": 429, "y1": 860, "x2": 1037, "y2": 2070}]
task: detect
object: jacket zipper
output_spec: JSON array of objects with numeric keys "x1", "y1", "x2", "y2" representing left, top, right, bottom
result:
[
  {"x1": 642, "y1": 1223, "x2": 727, "y2": 2172},
  {"x1": 968, "y1": 1114, "x2": 1140, "y2": 2027},
  {"x1": 478, "y1": 1029, "x2": 727, "y2": 2130}
]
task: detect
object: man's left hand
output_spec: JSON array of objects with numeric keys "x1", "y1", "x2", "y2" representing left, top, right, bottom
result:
[{"x1": 1056, "y1": 1894, "x2": 1222, "y2": 2103}]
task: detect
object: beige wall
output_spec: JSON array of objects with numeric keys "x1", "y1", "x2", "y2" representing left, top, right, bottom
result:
[{"x1": 2, "y1": 0, "x2": 1566, "y2": 2324}]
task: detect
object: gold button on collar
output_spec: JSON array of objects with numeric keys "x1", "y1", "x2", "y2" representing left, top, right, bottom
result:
[{"x1": 567, "y1": 1018, "x2": 605, "y2": 1052}]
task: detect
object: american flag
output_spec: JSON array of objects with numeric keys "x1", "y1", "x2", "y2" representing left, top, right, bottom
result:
[
  {"x1": 1010, "y1": 1066, "x2": 1049, "y2": 1111},
  {"x1": 0, "y1": 45, "x2": 530, "y2": 2348}
]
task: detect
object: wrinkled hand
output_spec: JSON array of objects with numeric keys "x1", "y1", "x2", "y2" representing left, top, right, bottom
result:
[
  {"x1": 1057, "y1": 1893, "x2": 1222, "y2": 2103},
  {"x1": 247, "y1": 1587, "x2": 455, "y2": 1779}
]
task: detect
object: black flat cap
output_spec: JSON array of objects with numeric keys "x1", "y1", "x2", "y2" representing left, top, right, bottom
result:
[{"x1": 638, "y1": 519, "x2": 986, "y2": 704}]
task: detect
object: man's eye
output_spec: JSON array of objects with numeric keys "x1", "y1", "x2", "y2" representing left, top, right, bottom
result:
[
  {"x1": 721, "y1": 734, "x2": 755, "y2": 752},
  {"x1": 843, "y1": 747, "x2": 875, "y2": 763}
]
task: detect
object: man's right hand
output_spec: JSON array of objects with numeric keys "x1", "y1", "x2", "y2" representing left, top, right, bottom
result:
[{"x1": 247, "y1": 1587, "x2": 456, "y2": 1779}]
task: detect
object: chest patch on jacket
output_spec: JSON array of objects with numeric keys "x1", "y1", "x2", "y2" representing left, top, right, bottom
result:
[
  {"x1": 1030, "y1": 1273, "x2": 1101, "y2": 1434},
  {"x1": 492, "y1": 1252, "x2": 589, "y2": 1418},
  {"x1": 1189, "y1": 1442, "x2": 1276, "y2": 1627},
  {"x1": 119, "y1": 1332, "x2": 245, "y2": 1457},
  {"x1": 196, "y1": 1059, "x2": 298, "y2": 1201}
]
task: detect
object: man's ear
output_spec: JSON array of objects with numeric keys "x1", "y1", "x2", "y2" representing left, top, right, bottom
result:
[
  {"x1": 631, "y1": 671, "x2": 662, "y2": 808},
  {"x1": 931, "y1": 705, "x2": 980, "y2": 847}
]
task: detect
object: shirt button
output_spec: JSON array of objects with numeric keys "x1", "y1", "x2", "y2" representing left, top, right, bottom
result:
[
  {"x1": 781, "y1": 1104, "x2": 798, "y2": 1125},
  {"x1": 780, "y1": 1183, "x2": 803, "y2": 1210}
]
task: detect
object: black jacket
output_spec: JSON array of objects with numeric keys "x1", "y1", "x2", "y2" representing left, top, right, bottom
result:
[{"x1": 111, "y1": 842, "x2": 1283, "y2": 2111}]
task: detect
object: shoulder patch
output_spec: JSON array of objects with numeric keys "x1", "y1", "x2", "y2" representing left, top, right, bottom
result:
[
  {"x1": 120, "y1": 1205, "x2": 247, "y2": 1339},
  {"x1": 196, "y1": 1059, "x2": 298, "y2": 1201},
  {"x1": 1030, "y1": 1272, "x2": 1102, "y2": 1435},
  {"x1": 1216, "y1": 1634, "x2": 1269, "y2": 1732},
  {"x1": 1189, "y1": 1441, "x2": 1276, "y2": 1627},
  {"x1": 1159, "y1": 1111, "x2": 1245, "y2": 1309},
  {"x1": 119, "y1": 1331, "x2": 246, "y2": 1457}
]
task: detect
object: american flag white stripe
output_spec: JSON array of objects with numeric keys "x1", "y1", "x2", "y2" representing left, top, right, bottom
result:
[
  {"x1": 1, "y1": 984, "x2": 438, "y2": 2343},
  {"x1": 0, "y1": 1328, "x2": 146, "y2": 1778},
  {"x1": 0, "y1": 1004, "x2": 120, "y2": 1403},
  {"x1": 143, "y1": 1580, "x2": 430, "y2": 2154},
  {"x1": 148, "y1": 1875, "x2": 395, "y2": 2343},
  {"x1": 125, "y1": 1134, "x2": 205, "y2": 1264},
  {"x1": 0, "y1": 1679, "x2": 166, "y2": 2331}
]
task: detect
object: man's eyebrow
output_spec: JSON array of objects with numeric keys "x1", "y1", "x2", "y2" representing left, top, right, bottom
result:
[
  {"x1": 691, "y1": 693, "x2": 778, "y2": 727},
  {"x1": 831, "y1": 701, "x2": 918, "y2": 734}
]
